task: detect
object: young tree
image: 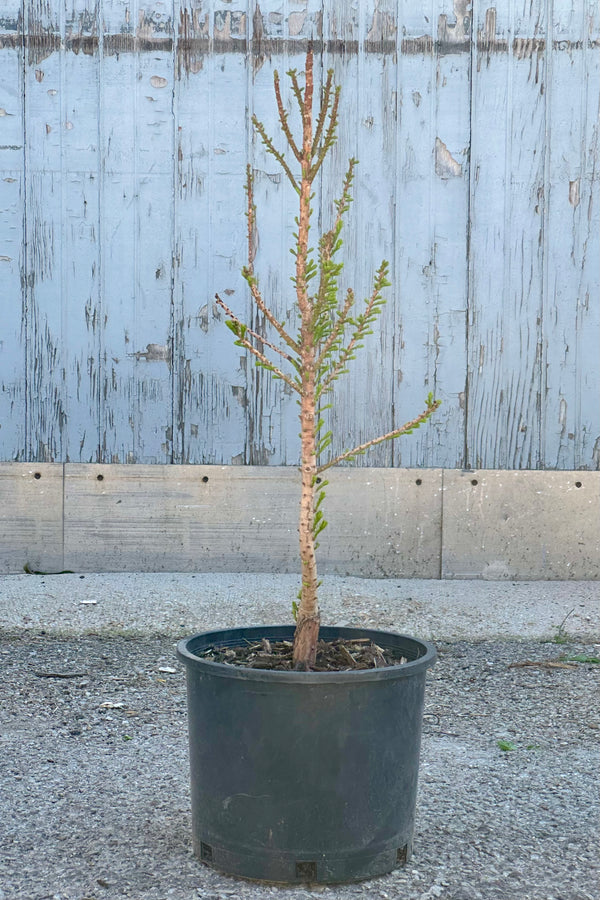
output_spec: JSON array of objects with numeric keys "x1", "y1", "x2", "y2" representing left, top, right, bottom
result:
[{"x1": 216, "y1": 50, "x2": 440, "y2": 671}]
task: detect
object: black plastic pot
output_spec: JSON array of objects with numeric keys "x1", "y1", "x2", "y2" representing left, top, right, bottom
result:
[{"x1": 176, "y1": 625, "x2": 436, "y2": 884}]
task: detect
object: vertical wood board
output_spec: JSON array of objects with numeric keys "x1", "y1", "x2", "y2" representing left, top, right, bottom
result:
[{"x1": 0, "y1": 9, "x2": 26, "y2": 459}]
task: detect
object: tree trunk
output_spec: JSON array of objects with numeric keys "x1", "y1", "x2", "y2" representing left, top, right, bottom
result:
[
  {"x1": 293, "y1": 387, "x2": 320, "y2": 669},
  {"x1": 292, "y1": 54, "x2": 320, "y2": 670}
]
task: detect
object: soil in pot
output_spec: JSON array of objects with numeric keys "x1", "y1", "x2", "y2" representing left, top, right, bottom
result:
[{"x1": 198, "y1": 637, "x2": 408, "y2": 672}]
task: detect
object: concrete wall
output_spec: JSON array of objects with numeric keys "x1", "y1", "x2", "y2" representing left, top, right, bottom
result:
[
  {"x1": 1, "y1": 463, "x2": 598, "y2": 578},
  {"x1": 1, "y1": 1, "x2": 599, "y2": 470}
]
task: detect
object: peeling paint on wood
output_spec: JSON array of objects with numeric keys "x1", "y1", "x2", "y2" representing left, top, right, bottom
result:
[
  {"x1": 435, "y1": 137, "x2": 463, "y2": 179},
  {"x1": 0, "y1": 1, "x2": 598, "y2": 469}
]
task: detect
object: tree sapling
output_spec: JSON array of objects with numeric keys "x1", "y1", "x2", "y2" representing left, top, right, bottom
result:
[{"x1": 216, "y1": 51, "x2": 440, "y2": 670}]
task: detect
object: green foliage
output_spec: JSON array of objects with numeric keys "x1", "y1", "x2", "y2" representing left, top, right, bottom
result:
[
  {"x1": 220, "y1": 58, "x2": 440, "y2": 472},
  {"x1": 497, "y1": 740, "x2": 517, "y2": 752},
  {"x1": 312, "y1": 484, "x2": 329, "y2": 546},
  {"x1": 564, "y1": 654, "x2": 600, "y2": 664},
  {"x1": 225, "y1": 320, "x2": 247, "y2": 344}
]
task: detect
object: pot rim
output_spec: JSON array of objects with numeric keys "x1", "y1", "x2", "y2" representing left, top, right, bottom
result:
[{"x1": 176, "y1": 624, "x2": 436, "y2": 683}]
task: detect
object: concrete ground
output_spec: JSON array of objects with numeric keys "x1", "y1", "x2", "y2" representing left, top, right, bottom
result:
[
  {"x1": 1, "y1": 572, "x2": 598, "y2": 641},
  {"x1": 1, "y1": 574, "x2": 598, "y2": 900}
]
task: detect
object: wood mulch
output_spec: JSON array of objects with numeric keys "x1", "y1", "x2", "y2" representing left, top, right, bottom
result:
[{"x1": 199, "y1": 637, "x2": 408, "y2": 672}]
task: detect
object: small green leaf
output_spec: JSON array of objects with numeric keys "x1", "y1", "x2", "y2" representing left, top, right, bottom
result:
[
  {"x1": 564, "y1": 654, "x2": 600, "y2": 664},
  {"x1": 497, "y1": 740, "x2": 516, "y2": 752}
]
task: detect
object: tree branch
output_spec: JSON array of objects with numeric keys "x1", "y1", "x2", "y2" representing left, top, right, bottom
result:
[
  {"x1": 317, "y1": 398, "x2": 442, "y2": 473},
  {"x1": 240, "y1": 274, "x2": 301, "y2": 355},
  {"x1": 274, "y1": 70, "x2": 302, "y2": 162},
  {"x1": 316, "y1": 288, "x2": 355, "y2": 373},
  {"x1": 245, "y1": 165, "x2": 257, "y2": 268},
  {"x1": 242, "y1": 170, "x2": 301, "y2": 356},
  {"x1": 252, "y1": 115, "x2": 299, "y2": 192},
  {"x1": 215, "y1": 294, "x2": 301, "y2": 395},
  {"x1": 310, "y1": 85, "x2": 341, "y2": 181},
  {"x1": 215, "y1": 294, "x2": 298, "y2": 369},
  {"x1": 311, "y1": 68, "x2": 334, "y2": 156}
]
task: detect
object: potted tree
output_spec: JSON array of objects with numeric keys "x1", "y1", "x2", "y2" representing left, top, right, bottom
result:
[{"x1": 177, "y1": 50, "x2": 440, "y2": 884}]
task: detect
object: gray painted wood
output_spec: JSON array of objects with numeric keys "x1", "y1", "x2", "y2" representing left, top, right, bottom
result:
[
  {"x1": 0, "y1": 1, "x2": 598, "y2": 469},
  {"x1": 0, "y1": 4, "x2": 25, "y2": 457}
]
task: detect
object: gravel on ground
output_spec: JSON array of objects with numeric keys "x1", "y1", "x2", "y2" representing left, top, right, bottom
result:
[{"x1": 1, "y1": 634, "x2": 598, "y2": 900}]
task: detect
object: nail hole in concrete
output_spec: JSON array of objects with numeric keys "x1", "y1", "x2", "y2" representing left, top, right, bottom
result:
[
  {"x1": 471, "y1": 479, "x2": 478, "y2": 486},
  {"x1": 34, "y1": 472, "x2": 41, "y2": 480},
  {"x1": 202, "y1": 475, "x2": 209, "y2": 483},
  {"x1": 575, "y1": 481, "x2": 582, "y2": 488},
  {"x1": 416, "y1": 478, "x2": 422, "y2": 486},
  {"x1": 97, "y1": 474, "x2": 104, "y2": 481}
]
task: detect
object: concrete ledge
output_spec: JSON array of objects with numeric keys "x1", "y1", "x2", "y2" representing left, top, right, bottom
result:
[
  {"x1": 0, "y1": 464, "x2": 599, "y2": 579},
  {"x1": 0, "y1": 464, "x2": 64, "y2": 574},
  {"x1": 442, "y1": 470, "x2": 600, "y2": 579}
]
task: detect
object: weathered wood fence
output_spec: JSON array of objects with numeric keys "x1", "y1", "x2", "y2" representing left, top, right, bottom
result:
[{"x1": 1, "y1": 1, "x2": 599, "y2": 470}]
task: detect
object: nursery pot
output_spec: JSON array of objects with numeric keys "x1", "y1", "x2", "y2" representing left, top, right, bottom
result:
[{"x1": 176, "y1": 625, "x2": 436, "y2": 884}]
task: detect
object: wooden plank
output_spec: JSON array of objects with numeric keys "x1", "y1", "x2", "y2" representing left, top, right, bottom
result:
[
  {"x1": 22, "y1": 0, "x2": 103, "y2": 463},
  {"x1": 244, "y1": 2, "x2": 307, "y2": 465},
  {"x1": 0, "y1": 463, "x2": 64, "y2": 574},
  {"x1": 542, "y1": 2, "x2": 600, "y2": 469},
  {"x1": 0, "y1": 6, "x2": 22, "y2": 175},
  {"x1": 394, "y1": 0, "x2": 469, "y2": 468},
  {"x1": 442, "y1": 469, "x2": 600, "y2": 579},
  {"x1": 100, "y1": 0, "x2": 175, "y2": 463},
  {"x1": 467, "y1": 1, "x2": 548, "y2": 469},
  {"x1": 174, "y1": 0, "x2": 250, "y2": 466},
  {"x1": 23, "y1": 1, "x2": 64, "y2": 461},
  {"x1": 321, "y1": 1, "x2": 399, "y2": 467},
  {"x1": 61, "y1": 170, "x2": 103, "y2": 461},
  {"x1": 0, "y1": 6, "x2": 26, "y2": 458},
  {"x1": 63, "y1": 463, "x2": 443, "y2": 575},
  {"x1": 61, "y1": 0, "x2": 102, "y2": 461}
]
